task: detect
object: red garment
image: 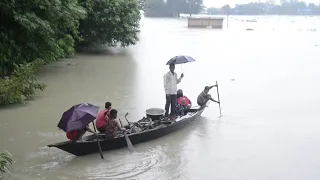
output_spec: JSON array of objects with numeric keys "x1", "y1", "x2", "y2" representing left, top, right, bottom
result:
[
  {"x1": 96, "y1": 109, "x2": 110, "y2": 129},
  {"x1": 66, "y1": 130, "x2": 77, "y2": 140},
  {"x1": 66, "y1": 127, "x2": 88, "y2": 141},
  {"x1": 177, "y1": 96, "x2": 190, "y2": 106}
]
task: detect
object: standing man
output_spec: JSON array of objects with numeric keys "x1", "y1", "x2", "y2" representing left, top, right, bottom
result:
[{"x1": 163, "y1": 64, "x2": 184, "y2": 118}]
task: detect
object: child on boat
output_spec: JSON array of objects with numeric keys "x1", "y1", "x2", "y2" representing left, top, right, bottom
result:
[
  {"x1": 103, "y1": 109, "x2": 126, "y2": 139},
  {"x1": 176, "y1": 89, "x2": 192, "y2": 116}
]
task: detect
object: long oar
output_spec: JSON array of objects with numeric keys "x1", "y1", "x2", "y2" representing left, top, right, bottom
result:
[
  {"x1": 216, "y1": 81, "x2": 222, "y2": 117},
  {"x1": 92, "y1": 121, "x2": 104, "y2": 159},
  {"x1": 119, "y1": 119, "x2": 134, "y2": 153},
  {"x1": 123, "y1": 131, "x2": 134, "y2": 153}
]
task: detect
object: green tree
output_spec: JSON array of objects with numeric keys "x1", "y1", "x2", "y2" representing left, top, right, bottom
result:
[
  {"x1": 0, "y1": 0, "x2": 143, "y2": 106},
  {"x1": 0, "y1": 0, "x2": 86, "y2": 77},
  {"x1": 207, "y1": 7, "x2": 220, "y2": 14},
  {"x1": 0, "y1": 151, "x2": 13, "y2": 177},
  {"x1": 0, "y1": 59, "x2": 46, "y2": 105},
  {"x1": 77, "y1": 0, "x2": 141, "y2": 48},
  {"x1": 144, "y1": 0, "x2": 168, "y2": 17},
  {"x1": 221, "y1": 4, "x2": 231, "y2": 14},
  {"x1": 166, "y1": 0, "x2": 188, "y2": 17},
  {"x1": 308, "y1": 3, "x2": 316, "y2": 9},
  {"x1": 185, "y1": 0, "x2": 204, "y2": 15},
  {"x1": 144, "y1": 0, "x2": 203, "y2": 17},
  {"x1": 139, "y1": 0, "x2": 147, "y2": 10}
]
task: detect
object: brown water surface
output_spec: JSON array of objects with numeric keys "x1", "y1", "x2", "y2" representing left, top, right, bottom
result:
[{"x1": 1, "y1": 16, "x2": 320, "y2": 180}]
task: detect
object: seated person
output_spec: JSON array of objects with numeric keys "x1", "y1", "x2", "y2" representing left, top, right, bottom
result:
[
  {"x1": 66, "y1": 126, "x2": 96, "y2": 142},
  {"x1": 177, "y1": 89, "x2": 183, "y2": 99},
  {"x1": 197, "y1": 85, "x2": 220, "y2": 107},
  {"x1": 176, "y1": 89, "x2": 192, "y2": 116},
  {"x1": 103, "y1": 109, "x2": 126, "y2": 138},
  {"x1": 96, "y1": 102, "x2": 112, "y2": 133}
]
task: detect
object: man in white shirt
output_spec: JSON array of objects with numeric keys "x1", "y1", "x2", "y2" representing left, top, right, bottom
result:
[{"x1": 163, "y1": 64, "x2": 184, "y2": 118}]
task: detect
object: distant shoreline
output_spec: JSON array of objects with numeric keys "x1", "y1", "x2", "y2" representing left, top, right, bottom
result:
[{"x1": 143, "y1": 14, "x2": 320, "y2": 19}]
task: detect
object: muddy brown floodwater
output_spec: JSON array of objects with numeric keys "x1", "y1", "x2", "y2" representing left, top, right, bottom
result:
[{"x1": 1, "y1": 16, "x2": 320, "y2": 180}]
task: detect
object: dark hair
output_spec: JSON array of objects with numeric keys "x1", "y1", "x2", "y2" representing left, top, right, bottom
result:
[
  {"x1": 105, "y1": 102, "x2": 111, "y2": 109},
  {"x1": 177, "y1": 89, "x2": 183, "y2": 98},
  {"x1": 110, "y1": 109, "x2": 117, "y2": 118}
]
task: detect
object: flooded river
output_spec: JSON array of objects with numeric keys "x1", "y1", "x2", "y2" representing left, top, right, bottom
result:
[{"x1": 1, "y1": 16, "x2": 320, "y2": 180}]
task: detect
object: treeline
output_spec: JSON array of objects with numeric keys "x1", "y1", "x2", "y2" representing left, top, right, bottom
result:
[
  {"x1": 144, "y1": 0, "x2": 203, "y2": 17},
  {"x1": 0, "y1": 0, "x2": 142, "y2": 105},
  {"x1": 207, "y1": 1, "x2": 320, "y2": 15}
]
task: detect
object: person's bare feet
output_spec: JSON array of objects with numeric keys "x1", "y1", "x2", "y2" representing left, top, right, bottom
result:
[{"x1": 170, "y1": 115, "x2": 177, "y2": 121}]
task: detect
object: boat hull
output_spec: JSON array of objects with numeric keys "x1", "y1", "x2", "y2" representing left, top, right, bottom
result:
[{"x1": 48, "y1": 106, "x2": 207, "y2": 156}]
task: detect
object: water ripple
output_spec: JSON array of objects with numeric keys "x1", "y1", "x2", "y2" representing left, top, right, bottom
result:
[
  {"x1": 12, "y1": 141, "x2": 188, "y2": 180},
  {"x1": 26, "y1": 147, "x2": 74, "y2": 172},
  {"x1": 83, "y1": 146, "x2": 171, "y2": 179}
]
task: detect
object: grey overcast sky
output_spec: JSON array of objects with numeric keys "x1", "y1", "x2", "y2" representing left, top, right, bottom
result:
[{"x1": 203, "y1": 0, "x2": 319, "y2": 8}]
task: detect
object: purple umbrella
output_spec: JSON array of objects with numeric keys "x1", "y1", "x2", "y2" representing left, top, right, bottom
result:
[{"x1": 57, "y1": 103, "x2": 100, "y2": 132}]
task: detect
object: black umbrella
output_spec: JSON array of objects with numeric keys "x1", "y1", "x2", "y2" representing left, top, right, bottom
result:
[
  {"x1": 166, "y1": 55, "x2": 196, "y2": 65},
  {"x1": 166, "y1": 55, "x2": 196, "y2": 73}
]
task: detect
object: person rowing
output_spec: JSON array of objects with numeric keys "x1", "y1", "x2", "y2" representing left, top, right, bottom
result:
[
  {"x1": 103, "y1": 109, "x2": 126, "y2": 139},
  {"x1": 197, "y1": 85, "x2": 220, "y2": 107},
  {"x1": 66, "y1": 126, "x2": 96, "y2": 142}
]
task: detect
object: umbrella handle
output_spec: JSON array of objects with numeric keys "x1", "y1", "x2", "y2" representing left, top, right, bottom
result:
[{"x1": 92, "y1": 121, "x2": 98, "y2": 132}]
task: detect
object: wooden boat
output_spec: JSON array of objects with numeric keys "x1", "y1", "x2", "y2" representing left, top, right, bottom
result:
[{"x1": 47, "y1": 104, "x2": 209, "y2": 156}]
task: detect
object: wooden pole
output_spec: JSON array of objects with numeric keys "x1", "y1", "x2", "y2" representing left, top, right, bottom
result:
[{"x1": 216, "y1": 81, "x2": 222, "y2": 116}]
